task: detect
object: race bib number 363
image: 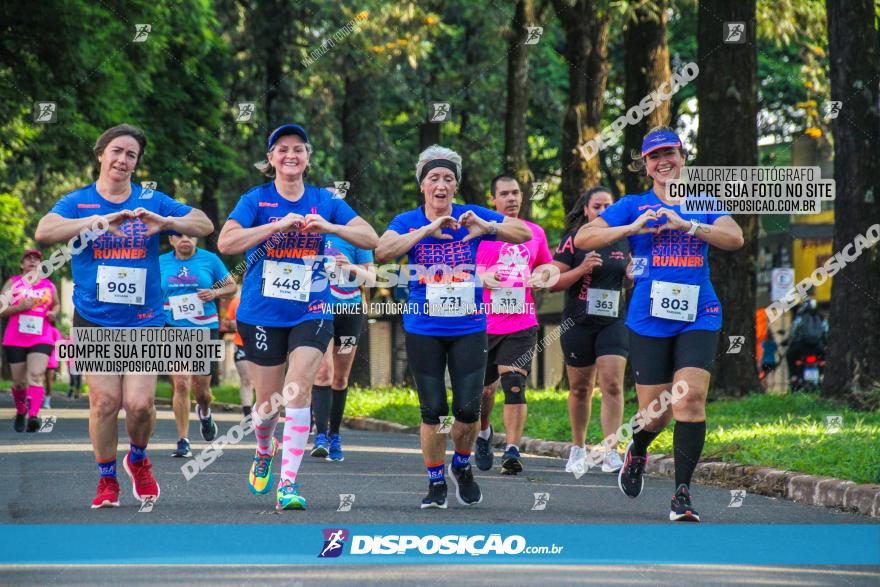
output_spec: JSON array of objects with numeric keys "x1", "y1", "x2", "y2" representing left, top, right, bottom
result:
[
  {"x1": 97, "y1": 265, "x2": 147, "y2": 305},
  {"x1": 649, "y1": 280, "x2": 699, "y2": 322},
  {"x1": 586, "y1": 288, "x2": 619, "y2": 318}
]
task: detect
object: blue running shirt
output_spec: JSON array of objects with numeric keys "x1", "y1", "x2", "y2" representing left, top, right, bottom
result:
[
  {"x1": 160, "y1": 248, "x2": 231, "y2": 327},
  {"x1": 228, "y1": 183, "x2": 357, "y2": 327},
  {"x1": 600, "y1": 189, "x2": 728, "y2": 337},
  {"x1": 386, "y1": 204, "x2": 505, "y2": 336},
  {"x1": 49, "y1": 183, "x2": 193, "y2": 327},
  {"x1": 323, "y1": 236, "x2": 373, "y2": 306}
]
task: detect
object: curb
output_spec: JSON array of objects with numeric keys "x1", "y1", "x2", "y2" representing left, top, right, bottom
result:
[{"x1": 343, "y1": 416, "x2": 880, "y2": 518}]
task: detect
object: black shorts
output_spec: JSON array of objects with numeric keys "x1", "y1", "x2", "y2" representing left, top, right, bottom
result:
[
  {"x1": 560, "y1": 317, "x2": 629, "y2": 368},
  {"x1": 628, "y1": 328, "x2": 720, "y2": 385},
  {"x1": 3, "y1": 344, "x2": 54, "y2": 364},
  {"x1": 233, "y1": 345, "x2": 247, "y2": 362},
  {"x1": 237, "y1": 319, "x2": 334, "y2": 367},
  {"x1": 332, "y1": 311, "x2": 365, "y2": 347},
  {"x1": 73, "y1": 311, "x2": 100, "y2": 329},
  {"x1": 484, "y1": 326, "x2": 539, "y2": 386}
]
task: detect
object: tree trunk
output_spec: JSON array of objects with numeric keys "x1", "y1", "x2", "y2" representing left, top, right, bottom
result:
[
  {"x1": 199, "y1": 178, "x2": 220, "y2": 253},
  {"x1": 622, "y1": 0, "x2": 671, "y2": 195},
  {"x1": 505, "y1": 0, "x2": 535, "y2": 218},
  {"x1": 823, "y1": 0, "x2": 880, "y2": 406},
  {"x1": 339, "y1": 71, "x2": 373, "y2": 388},
  {"x1": 553, "y1": 0, "x2": 610, "y2": 213},
  {"x1": 698, "y1": 0, "x2": 759, "y2": 397}
]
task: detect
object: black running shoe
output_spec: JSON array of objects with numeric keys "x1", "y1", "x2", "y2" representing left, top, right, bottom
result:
[
  {"x1": 13, "y1": 413, "x2": 25, "y2": 433},
  {"x1": 618, "y1": 441, "x2": 647, "y2": 498},
  {"x1": 26, "y1": 416, "x2": 40, "y2": 433},
  {"x1": 501, "y1": 446, "x2": 523, "y2": 475},
  {"x1": 475, "y1": 427, "x2": 493, "y2": 471},
  {"x1": 448, "y1": 464, "x2": 482, "y2": 506},
  {"x1": 420, "y1": 480, "x2": 448, "y2": 509},
  {"x1": 200, "y1": 414, "x2": 218, "y2": 442},
  {"x1": 669, "y1": 484, "x2": 701, "y2": 522}
]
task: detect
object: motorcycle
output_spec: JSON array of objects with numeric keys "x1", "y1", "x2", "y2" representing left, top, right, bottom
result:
[{"x1": 790, "y1": 351, "x2": 825, "y2": 392}]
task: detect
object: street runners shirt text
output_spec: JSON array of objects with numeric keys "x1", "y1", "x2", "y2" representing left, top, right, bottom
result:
[
  {"x1": 387, "y1": 203, "x2": 505, "y2": 336},
  {"x1": 50, "y1": 183, "x2": 192, "y2": 327},
  {"x1": 600, "y1": 188, "x2": 727, "y2": 337},
  {"x1": 229, "y1": 183, "x2": 357, "y2": 328}
]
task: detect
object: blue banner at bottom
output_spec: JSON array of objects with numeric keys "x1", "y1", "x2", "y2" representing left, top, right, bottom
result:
[{"x1": 1, "y1": 525, "x2": 878, "y2": 565}]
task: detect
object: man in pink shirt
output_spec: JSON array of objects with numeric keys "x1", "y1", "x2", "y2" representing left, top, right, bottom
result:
[{"x1": 474, "y1": 175, "x2": 554, "y2": 475}]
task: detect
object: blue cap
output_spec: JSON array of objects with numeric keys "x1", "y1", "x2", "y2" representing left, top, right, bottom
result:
[
  {"x1": 267, "y1": 124, "x2": 309, "y2": 151},
  {"x1": 641, "y1": 129, "x2": 682, "y2": 156}
]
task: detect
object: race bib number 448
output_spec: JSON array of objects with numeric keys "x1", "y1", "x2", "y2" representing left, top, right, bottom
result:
[{"x1": 262, "y1": 260, "x2": 311, "y2": 302}]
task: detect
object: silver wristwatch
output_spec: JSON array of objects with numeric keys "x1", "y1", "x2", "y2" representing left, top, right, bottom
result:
[
  {"x1": 687, "y1": 219, "x2": 701, "y2": 235},
  {"x1": 488, "y1": 221, "x2": 499, "y2": 235}
]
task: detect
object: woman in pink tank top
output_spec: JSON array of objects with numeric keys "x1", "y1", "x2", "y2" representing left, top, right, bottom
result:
[{"x1": 0, "y1": 249, "x2": 60, "y2": 432}]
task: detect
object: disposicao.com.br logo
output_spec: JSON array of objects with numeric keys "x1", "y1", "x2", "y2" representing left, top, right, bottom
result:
[{"x1": 320, "y1": 529, "x2": 564, "y2": 557}]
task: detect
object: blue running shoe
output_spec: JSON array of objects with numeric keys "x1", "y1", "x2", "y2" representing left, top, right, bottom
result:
[
  {"x1": 501, "y1": 445, "x2": 523, "y2": 475},
  {"x1": 327, "y1": 434, "x2": 344, "y2": 462},
  {"x1": 310, "y1": 432, "x2": 329, "y2": 458}
]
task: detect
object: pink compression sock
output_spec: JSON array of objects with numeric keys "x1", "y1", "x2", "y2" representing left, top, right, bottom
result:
[
  {"x1": 26, "y1": 386, "x2": 45, "y2": 417},
  {"x1": 12, "y1": 387, "x2": 27, "y2": 415},
  {"x1": 252, "y1": 407, "x2": 279, "y2": 456},
  {"x1": 279, "y1": 408, "x2": 310, "y2": 486}
]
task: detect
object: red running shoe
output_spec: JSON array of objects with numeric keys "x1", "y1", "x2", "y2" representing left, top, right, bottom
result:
[
  {"x1": 91, "y1": 477, "x2": 121, "y2": 509},
  {"x1": 123, "y1": 453, "x2": 160, "y2": 503}
]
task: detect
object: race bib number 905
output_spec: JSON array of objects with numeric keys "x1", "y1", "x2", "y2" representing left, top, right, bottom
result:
[{"x1": 97, "y1": 266, "x2": 147, "y2": 305}]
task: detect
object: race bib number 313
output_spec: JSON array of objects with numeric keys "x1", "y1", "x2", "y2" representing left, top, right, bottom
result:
[
  {"x1": 649, "y1": 280, "x2": 699, "y2": 322},
  {"x1": 491, "y1": 287, "x2": 526, "y2": 314},
  {"x1": 97, "y1": 266, "x2": 147, "y2": 305}
]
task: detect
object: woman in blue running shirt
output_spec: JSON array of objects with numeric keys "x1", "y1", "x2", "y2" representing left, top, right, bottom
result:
[
  {"x1": 575, "y1": 127, "x2": 743, "y2": 522},
  {"x1": 375, "y1": 145, "x2": 531, "y2": 510},
  {"x1": 35, "y1": 124, "x2": 214, "y2": 510},
  {"x1": 218, "y1": 124, "x2": 378, "y2": 511}
]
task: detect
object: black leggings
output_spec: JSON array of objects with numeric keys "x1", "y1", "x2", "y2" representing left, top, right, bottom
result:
[{"x1": 405, "y1": 331, "x2": 487, "y2": 425}]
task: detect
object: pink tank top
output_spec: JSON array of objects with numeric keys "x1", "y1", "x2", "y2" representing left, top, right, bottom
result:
[{"x1": 2, "y1": 276, "x2": 57, "y2": 347}]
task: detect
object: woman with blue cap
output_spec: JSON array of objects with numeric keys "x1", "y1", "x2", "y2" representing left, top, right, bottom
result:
[
  {"x1": 574, "y1": 126, "x2": 744, "y2": 522},
  {"x1": 218, "y1": 124, "x2": 379, "y2": 510}
]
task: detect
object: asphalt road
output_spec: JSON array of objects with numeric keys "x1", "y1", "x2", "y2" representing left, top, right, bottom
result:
[{"x1": 0, "y1": 394, "x2": 877, "y2": 585}]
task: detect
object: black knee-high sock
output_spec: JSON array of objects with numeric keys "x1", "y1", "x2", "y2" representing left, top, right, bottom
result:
[
  {"x1": 673, "y1": 421, "x2": 706, "y2": 488},
  {"x1": 312, "y1": 385, "x2": 332, "y2": 435},
  {"x1": 329, "y1": 387, "x2": 349, "y2": 435},
  {"x1": 631, "y1": 428, "x2": 660, "y2": 457}
]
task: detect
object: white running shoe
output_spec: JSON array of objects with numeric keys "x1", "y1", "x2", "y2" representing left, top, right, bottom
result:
[
  {"x1": 601, "y1": 449, "x2": 624, "y2": 473},
  {"x1": 565, "y1": 445, "x2": 586, "y2": 472}
]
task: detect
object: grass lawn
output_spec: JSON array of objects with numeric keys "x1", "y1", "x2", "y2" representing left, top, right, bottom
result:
[
  {"x1": 344, "y1": 387, "x2": 880, "y2": 485},
  {"x1": 25, "y1": 380, "x2": 879, "y2": 484}
]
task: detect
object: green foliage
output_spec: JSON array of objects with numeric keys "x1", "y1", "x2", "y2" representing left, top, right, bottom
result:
[{"x1": 0, "y1": 194, "x2": 29, "y2": 281}]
